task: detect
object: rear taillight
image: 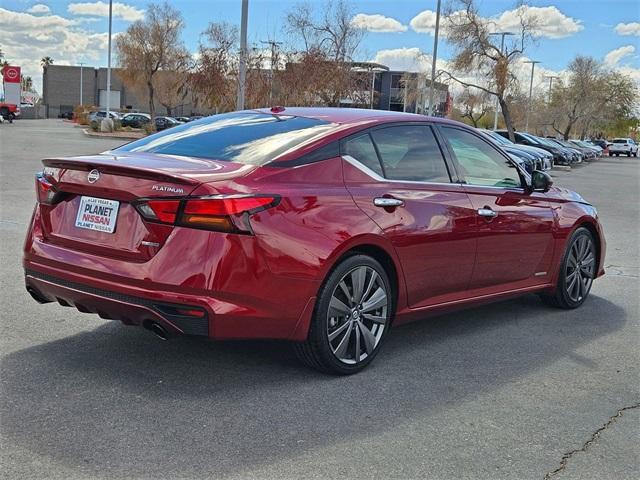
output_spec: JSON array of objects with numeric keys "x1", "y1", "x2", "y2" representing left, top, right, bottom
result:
[
  {"x1": 134, "y1": 195, "x2": 280, "y2": 234},
  {"x1": 35, "y1": 172, "x2": 64, "y2": 205}
]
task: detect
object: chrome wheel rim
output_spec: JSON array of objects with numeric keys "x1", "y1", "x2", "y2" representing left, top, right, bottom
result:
[
  {"x1": 566, "y1": 235, "x2": 595, "y2": 302},
  {"x1": 327, "y1": 266, "x2": 389, "y2": 365}
]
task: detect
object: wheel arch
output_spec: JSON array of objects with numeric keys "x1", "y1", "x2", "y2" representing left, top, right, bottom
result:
[{"x1": 577, "y1": 220, "x2": 603, "y2": 276}]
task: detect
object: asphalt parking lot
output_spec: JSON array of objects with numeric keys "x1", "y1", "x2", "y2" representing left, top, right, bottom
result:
[{"x1": 1, "y1": 119, "x2": 638, "y2": 480}]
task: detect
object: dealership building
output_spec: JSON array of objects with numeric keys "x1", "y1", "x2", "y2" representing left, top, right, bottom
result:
[
  {"x1": 42, "y1": 65, "x2": 199, "y2": 118},
  {"x1": 42, "y1": 63, "x2": 449, "y2": 118}
]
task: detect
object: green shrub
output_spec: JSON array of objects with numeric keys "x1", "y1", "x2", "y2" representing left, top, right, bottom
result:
[{"x1": 89, "y1": 120, "x2": 99, "y2": 131}]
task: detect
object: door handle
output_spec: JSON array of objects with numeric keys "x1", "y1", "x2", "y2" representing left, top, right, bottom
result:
[
  {"x1": 374, "y1": 197, "x2": 404, "y2": 208},
  {"x1": 477, "y1": 207, "x2": 498, "y2": 218}
]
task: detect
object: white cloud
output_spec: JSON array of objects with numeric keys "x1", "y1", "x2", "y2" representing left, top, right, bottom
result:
[
  {"x1": 0, "y1": 7, "x2": 114, "y2": 93},
  {"x1": 68, "y1": 1, "x2": 144, "y2": 22},
  {"x1": 409, "y1": 10, "x2": 439, "y2": 35},
  {"x1": 494, "y1": 6, "x2": 583, "y2": 39},
  {"x1": 351, "y1": 13, "x2": 407, "y2": 33},
  {"x1": 372, "y1": 47, "x2": 431, "y2": 72},
  {"x1": 26, "y1": 4, "x2": 51, "y2": 14},
  {"x1": 411, "y1": 5, "x2": 582, "y2": 39},
  {"x1": 614, "y1": 22, "x2": 640, "y2": 37},
  {"x1": 604, "y1": 45, "x2": 635, "y2": 67}
]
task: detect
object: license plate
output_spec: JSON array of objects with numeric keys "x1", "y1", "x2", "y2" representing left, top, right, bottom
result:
[{"x1": 75, "y1": 196, "x2": 120, "y2": 233}]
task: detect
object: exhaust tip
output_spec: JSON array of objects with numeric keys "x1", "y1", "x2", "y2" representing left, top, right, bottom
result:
[
  {"x1": 145, "y1": 321, "x2": 169, "y2": 341},
  {"x1": 26, "y1": 286, "x2": 52, "y2": 304}
]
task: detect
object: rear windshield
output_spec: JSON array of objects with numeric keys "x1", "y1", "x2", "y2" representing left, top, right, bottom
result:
[
  {"x1": 114, "y1": 112, "x2": 337, "y2": 165},
  {"x1": 612, "y1": 139, "x2": 627, "y2": 143}
]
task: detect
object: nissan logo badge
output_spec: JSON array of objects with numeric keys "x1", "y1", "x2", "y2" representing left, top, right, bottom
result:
[{"x1": 87, "y1": 169, "x2": 100, "y2": 183}]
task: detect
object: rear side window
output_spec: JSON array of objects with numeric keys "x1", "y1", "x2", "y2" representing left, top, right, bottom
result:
[
  {"x1": 114, "y1": 112, "x2": 337, "y2": 165},
  {"x1": 371, "y1": 126, "x2": 451, "y2": 183},
  {"x1": 343, "y1": 134, "x2": 384, "y2": 176}
]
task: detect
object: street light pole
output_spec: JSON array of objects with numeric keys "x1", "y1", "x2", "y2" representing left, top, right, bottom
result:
[
  {"x1": 236, "y1": 0, "x2": 249, "y2": 110},
  {"x1": 105, "y1": 0, "x2": 113, "y2": 127},
  {"x1": 78, "y1": 62, "x2": 85, "y2": 106},
  {"x1": 260, "y1": 39, "x2": 282, "y2": 105},
  {"x1": 488, "y1": 31, "x2": 514, "y2": 129},
  {"x1": 545, "y1": 75, "x2": 559, "y2": 103},
  {"x1": 427, "y1": 0, "x2": 441, "y2": 117},
  {"x1": 524, "y1": 60, "x2": 541, "y2": 132}
]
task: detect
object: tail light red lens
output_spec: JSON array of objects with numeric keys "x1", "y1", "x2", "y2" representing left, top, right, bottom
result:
[
  {"x1": 134, "y1": 195, "x2": 279, "y2": 234},
  {"x1": 35, "y1": 172, "x2": 62, "y2": 205},
  {"x1": 145, "y1": 200, "x2": 180, "y2": 223}
]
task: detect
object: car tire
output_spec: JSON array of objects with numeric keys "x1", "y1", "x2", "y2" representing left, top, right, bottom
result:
[
  {"x1": 293, "y1": 254, "x2": 394, "y2": 375},
  {"x1": 540, "y1": 227, "x2": 596, "y2": 309}
]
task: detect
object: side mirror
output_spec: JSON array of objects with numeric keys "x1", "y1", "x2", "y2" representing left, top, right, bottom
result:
[{"x1": 531, "y1": 170, "x2": 553, "y2": 193}]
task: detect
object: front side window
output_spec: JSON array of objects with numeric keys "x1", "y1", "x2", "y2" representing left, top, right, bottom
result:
[
  {"x1": 442, "y1": 127, "x2": 522, "y2": 188},
  {"x1": 114, "y1": 112, "x2": 337, "y2": 165},
  {"x1": 371, "y1": 126, "x2": 451, "y2": 183}
]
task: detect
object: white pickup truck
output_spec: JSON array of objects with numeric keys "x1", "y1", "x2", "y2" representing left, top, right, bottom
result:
[{"x1": 608, "y1": 138, "x2": 638, "y2": 157}]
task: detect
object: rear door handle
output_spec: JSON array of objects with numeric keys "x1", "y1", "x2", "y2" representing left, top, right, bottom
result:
[
  {"x1": 477, "y1": 207, "x2": 498, "y2": 218},
  {"x1": 374, "y1": 197, "x2": 404, "y2": 208}
]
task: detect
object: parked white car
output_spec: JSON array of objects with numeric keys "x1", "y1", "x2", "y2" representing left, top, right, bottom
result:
[
  {"x1": 88, "y1": 111, "x2": 121, "y2": 123},
  {"x1": 608, "y1": 138, "x2": 638, "y2": 157}
]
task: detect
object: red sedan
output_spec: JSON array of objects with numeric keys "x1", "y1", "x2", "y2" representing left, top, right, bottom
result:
[{"x1": 23, "y1": 108, "x2": 606, "y2": 374}]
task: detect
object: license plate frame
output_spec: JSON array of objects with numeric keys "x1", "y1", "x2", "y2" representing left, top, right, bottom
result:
[{"x1": 74, "y1": 196, "x2": 120, "y2": 234}]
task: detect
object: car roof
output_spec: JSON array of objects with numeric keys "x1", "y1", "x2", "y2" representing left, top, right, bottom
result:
[{"x1": 251, "y1": 107, "x2": 457, "y2": 126}]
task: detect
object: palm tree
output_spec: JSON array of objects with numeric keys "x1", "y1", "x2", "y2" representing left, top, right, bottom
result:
[
  {"x1": 41, "y1": 56, "x2": 54, "y2": 68},
  {"x1": 21, "y1": 75, "x2": 33, "y2": 91}
]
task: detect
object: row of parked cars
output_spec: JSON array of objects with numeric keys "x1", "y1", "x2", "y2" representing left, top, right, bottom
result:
[
  {"x1": 87, "y1": 110, "x2": 204, "y2": 131},
  {"x1": 475, "y1": 128, "x2": 615, "y2": 173}
]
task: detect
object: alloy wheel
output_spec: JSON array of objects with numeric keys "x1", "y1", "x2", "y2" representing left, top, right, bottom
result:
[
  {"x1": 565, "y1": 235, "x2": 595, "y2": 302},
  {"x1": 327, "y1": 266, "x2": 389, "y2": 364}
]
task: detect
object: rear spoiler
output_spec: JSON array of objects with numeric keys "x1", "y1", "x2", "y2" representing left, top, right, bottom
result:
[{"x1": 42, "y1": 157, "x2": 200, "y2": 185}]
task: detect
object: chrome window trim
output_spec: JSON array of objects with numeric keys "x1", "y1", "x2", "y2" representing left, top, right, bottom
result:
[{"x1": 341, "y1": 155, "x2": 459, "y2": 188}]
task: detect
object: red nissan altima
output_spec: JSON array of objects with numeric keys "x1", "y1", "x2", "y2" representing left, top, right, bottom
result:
[{"x1": 23, "y1": 108, "x2": 605, "y2": 374}]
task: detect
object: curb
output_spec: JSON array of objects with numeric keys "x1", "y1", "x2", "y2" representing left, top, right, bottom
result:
[
  {"x1": 82, "y1": 128, "x2": 145, "y2": 140},
  {"x1": 553, "y1": 165, "x2": 571, "y2": 171}
]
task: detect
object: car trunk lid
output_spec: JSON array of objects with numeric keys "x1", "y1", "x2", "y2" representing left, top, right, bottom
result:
[{"x1": 37, "y1": 153, "x2": 256, "y2": 261}]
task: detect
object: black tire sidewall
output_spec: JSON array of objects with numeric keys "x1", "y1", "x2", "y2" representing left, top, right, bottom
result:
[
  {"x1": 311, "y1": 254, "x2": 393, "y2": 374},
  {"x1": 556, "y1": 227, "x2": 595, "y2": 308}
]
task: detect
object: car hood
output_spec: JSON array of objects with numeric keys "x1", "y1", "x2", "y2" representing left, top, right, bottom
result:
[{"x1": 510, "y1": 144, "x2": 549, "y2": 157}]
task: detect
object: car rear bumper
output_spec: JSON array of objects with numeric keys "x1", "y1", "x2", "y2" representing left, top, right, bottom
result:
[
  {"x1": 23, "y1": 260, "x2": 317, "y2": 341},
  {"x1": 25, "y1": 268, "x2": 210, "y2": 337}
]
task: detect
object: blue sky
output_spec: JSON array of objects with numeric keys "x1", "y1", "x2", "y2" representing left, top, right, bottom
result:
[{"x1": 2, "y1": 0, "x2": 639, "y2": 93}]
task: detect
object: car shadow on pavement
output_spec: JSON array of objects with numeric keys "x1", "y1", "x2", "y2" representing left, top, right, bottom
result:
[{"x1": 0, "y1": 293, "x2": 625, "y2": 479}]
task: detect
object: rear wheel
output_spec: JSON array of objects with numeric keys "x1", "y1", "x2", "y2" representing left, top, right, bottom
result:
[
  {"x1": 294, "y1": 255, "x2": 393, "y2": 374},
  {"x1": 541, "y1": 227, "x2": 596, "y2": 309}
]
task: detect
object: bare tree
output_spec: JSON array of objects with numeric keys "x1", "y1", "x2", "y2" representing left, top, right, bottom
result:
[
  {"x1": 115, "y1": 2, "x2": 190, "y2": 121},
  {"x1": 286, "y1": 0, "x2": 362, "y2": 62},
  {"x1": 440, "y1": 0, "x2": 538, "y2": 140},
  {"x1": 548, "y1": 57, "x2": 637, "y2": 139},
  {"x1": 191, "y1": 22, "x2": 240, "y2": 113},
  {"x1": 458, "y1": 89, "x2": 491, "y2": 127},
  {"x1": 284, "y1": 0, "x2": 364, "y2": 106}
]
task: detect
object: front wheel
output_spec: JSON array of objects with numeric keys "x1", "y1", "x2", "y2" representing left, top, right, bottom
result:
[
  {"x1": 294, "y1": 255, "x2": 393, "y2": 374},
  {"x1": 540, "y1": 227, "x2": 596, "y2": 309}
]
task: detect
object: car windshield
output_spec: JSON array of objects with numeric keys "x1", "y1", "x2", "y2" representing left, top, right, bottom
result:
[
  {"x1": 519, "y1": 133, "x2": 545, "y2": 145},
  {"x1": 484, "y1": 130, "x2": 512, "y2": 145},
  {"x1": 114, "y1": 112, "x2": 337, "y2": 165},
  {"x1": 612, "y1": 139, "x2": 627, "y2": 143}
]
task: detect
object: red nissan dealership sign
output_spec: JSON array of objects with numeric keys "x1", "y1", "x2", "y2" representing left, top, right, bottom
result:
[{"x1": 2, "y1": 66, "x2": 21, "y2": 83}]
